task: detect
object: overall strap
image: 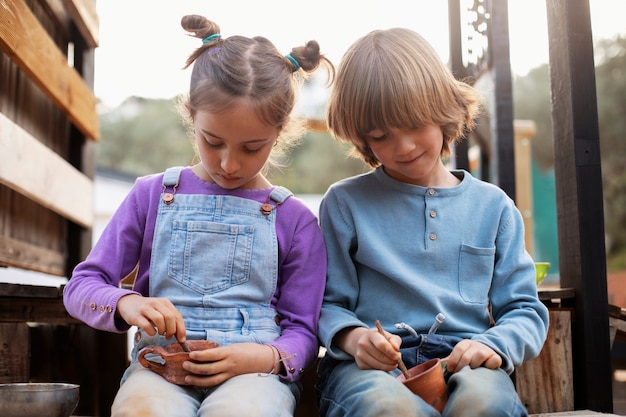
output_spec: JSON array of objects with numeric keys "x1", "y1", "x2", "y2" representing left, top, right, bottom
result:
[
  {"x1": 269, "y1": 186, "x2": 293, "y2": 204},
  {"x1": 161, "y1": 166, "x2": 184, "y2": 205},
  {"x1": 163, "y1": 166, "x2": 184, "y2": 188}
]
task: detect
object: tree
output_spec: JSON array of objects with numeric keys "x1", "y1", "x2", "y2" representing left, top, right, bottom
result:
[
  {"x1": 513, "y1": 35, "x2": 626, "y2": 263},
  {"x1": 97, "y1": 97, "x2": 368, "y2": 195},
  {"x1": 97, "y1": 97, "x2": 195, "y2": 177},
  {"x1": 595, "y1": 35, "x2": 626, "y2": 258}
]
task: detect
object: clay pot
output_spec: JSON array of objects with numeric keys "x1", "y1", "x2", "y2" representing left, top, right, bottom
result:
[
  {"x1": 138, "y1": 340, "x2": 219, "y2": 385},
  {"x1": 397, "y1": 358, "x2": 448, "y2": 413}
]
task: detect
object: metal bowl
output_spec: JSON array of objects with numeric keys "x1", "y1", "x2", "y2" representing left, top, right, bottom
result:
[{"x1": 0, "y1": 383, "x2": 79, "y2": 417}]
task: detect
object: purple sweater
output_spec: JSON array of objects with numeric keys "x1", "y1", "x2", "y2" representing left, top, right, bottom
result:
[{"x1": 63, "y1": 167, "x2": 327, "y2": 381}]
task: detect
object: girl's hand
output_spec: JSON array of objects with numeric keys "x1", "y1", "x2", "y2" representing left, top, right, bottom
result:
[
  {"x1": 337, "y1": 326, "x2": 403, "y2": 371},
  {"x1": 445, "y1": 339, "x2": 502, "y2": 373},
  {"x1": 116, "y1": 294, "x2": 186, "y2": 343},
  {"x1": 182, "y1": 343, "x2": 275, "y2": 387}
]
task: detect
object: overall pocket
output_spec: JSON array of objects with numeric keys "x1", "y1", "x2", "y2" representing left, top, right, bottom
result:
[{"x1": 168, "y1": 220, "x2": 255, "y2": 294}]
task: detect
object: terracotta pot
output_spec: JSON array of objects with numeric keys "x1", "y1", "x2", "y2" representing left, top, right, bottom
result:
[
  {"x1": 397, "y1": 358, "x2": 448, "y2": 413},
  {"x1": 138, "y1": 340, "x2": 219, "y2": 385}
]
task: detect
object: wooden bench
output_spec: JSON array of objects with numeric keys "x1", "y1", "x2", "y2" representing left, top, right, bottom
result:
[
  {"x1": 530, "y1": 412, "x2": 623, "y2": 416},
  {"x1": 516, "y1": 309, "x2": 574, "y2": 413}
]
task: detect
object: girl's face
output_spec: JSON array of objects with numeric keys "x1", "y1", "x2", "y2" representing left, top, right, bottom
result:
[
  {"x1": 365, "y1": 124, "x2": 448, "y2": 187},
  {"x1": 192, "y1": 102, "x2": 279, "y2": 190}
]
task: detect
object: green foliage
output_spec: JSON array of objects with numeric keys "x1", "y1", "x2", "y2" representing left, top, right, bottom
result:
[
  {"x1": 96, "y1": 97, "x2": 368, "y2": 194},
  {"x1": 268, "y1": 132, "x2": 369, "y2": 194},
  {"x1": 513, "y1": 35, "x2": 626, "y2": 257},
  {"x1": 97, "y1": 97, "x2": 195, "y2": 177}
]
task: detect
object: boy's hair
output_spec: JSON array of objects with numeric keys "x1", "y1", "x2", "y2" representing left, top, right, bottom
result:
[
  {"x1": 327, "y1": 28, "x2": 482, "y2": 167},
  {"x1": 179, "y1": 15, "x2": 333, "y2": 169}
]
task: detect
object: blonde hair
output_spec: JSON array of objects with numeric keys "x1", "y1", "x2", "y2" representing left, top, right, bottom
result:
[
  {"x1": 179, "y1": 14, "x2": 333, "y2": 169},
  {"x1": 327, "y1": 28, "x2": 481, "y2": 167}
]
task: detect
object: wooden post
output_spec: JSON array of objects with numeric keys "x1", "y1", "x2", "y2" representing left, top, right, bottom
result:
[
  {"x1": 488, "y1": 0, "x2": 516, "y2": 200},
  {"x1": 545, "y1": 0, "x2": 612, "y2": 411},
  {"x1": 514, "y1": 120, "x2": 537, "y2": 257},
  {"x1": 447, "y1": 0, "x2": 470, "y2": 172}
]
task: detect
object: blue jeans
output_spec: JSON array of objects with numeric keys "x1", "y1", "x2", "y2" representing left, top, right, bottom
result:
[{"x1": 317, "y1": 333, "x2": 527, "y2": 417}]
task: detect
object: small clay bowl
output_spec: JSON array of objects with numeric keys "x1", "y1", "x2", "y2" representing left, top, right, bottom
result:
[
  {"x1": 397, "y1": 358, "x2": 448, "y2": 413},
  {"x1": 138, "y1": 340, "x2": 219, "y2": 385}
]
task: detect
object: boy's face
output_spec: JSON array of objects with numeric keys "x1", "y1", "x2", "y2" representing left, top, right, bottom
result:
[{"x1": 365, "y1": 124, "x2": 447, "y2": 187}]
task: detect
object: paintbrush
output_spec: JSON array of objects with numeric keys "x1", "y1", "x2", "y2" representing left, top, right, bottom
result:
[
  {"x1": 177, "y1": 336, "x2": 190, "y2": 352},
  {"x1": 375, "y1": 320, "x2": 410, "y2": 379}
]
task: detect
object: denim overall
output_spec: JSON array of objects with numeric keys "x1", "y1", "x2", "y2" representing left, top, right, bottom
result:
[
  {"x1": 113, "y1": 167, "x2": 299, "y2": 417},
  {"x1": 149, "y1": 166, "x2": 289, "y2": 346}
]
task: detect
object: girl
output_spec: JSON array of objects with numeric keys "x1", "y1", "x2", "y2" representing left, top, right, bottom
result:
[
  {"x1": 64, "y1": 14, "x2": 332, "y2": 417},
  {"x1": 316, "y1": 28, "x2": 549, "y2": 416}
]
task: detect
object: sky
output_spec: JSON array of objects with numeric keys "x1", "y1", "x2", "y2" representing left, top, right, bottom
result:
[{"x1": 93, "y1": 0, "x2": 626, "y2": 109}]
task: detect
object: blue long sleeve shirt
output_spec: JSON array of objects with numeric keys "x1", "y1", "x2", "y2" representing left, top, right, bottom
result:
[{"x1": 318, "y1": 167, "x2": 549, "y2": 374}]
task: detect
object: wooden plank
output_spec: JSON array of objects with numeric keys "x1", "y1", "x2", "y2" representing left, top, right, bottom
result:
[
  {"x1": 62, "y1": 0, "x2": 99, "y2": 48},
  {"x1": 0, "y1": 112, "x2": 94, "y2": 228},
  {"x1": 514, "y1": 120, "x2": 537, "y2": 256},
  {"x1": 608, "y1": 304, "x2": 626, "y2": 346},
  {"x1": 306, "y1": 118, "x2": 327, "y2": 132},
  {"x1": 0, "y1": 0, "x2": 99, "y2": 141},
  {"x1": 538, "y1": 287, "x2": 576, "y2": 302},
  {"x1": 531, "y1": 412, "x2": 621, "y2": 416},
  {"x1": 0, "y1": 323, "x2": 29, "y2": 383},
  {"x1": 0, "y1": 236, "x2": 65, "y2": 276},
  {"x1": 546, "y1": 0, "x2": 612, "y2": 411},
  {"x1": 0, "y1": 296, "x2": 80, "y2": 324},
  {"x1": 0, "y1": 282, "x2": 64, "y2": 298},
  {"x1": 516, "y1": 310, "x2": 574, "y2": 413},
  {"x1": 42, "y1": 0, "x2": 75, "y2": 40}
]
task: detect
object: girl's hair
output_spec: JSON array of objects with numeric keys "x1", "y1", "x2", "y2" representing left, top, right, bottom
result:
[
  {"x1": 326, "y1": 28, "x2": 482, "y2": 167},
  {"x1": 179, "y1": 15, "x2": 333, "y2": 169}
]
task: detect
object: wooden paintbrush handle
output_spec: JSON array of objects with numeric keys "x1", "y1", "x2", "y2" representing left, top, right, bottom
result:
[{"x1": 375, "y1": 320, "x2": 410, "y2": 379}]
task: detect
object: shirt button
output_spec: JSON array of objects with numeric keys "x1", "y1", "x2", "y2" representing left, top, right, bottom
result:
[
  {"x1": 90, "y1": 303, "x2": 97, "y2": 310},
  {"x1": 99, "y1": 305, "x2": 105, "y2": 312},
  {"x1": 106, "y1": 306, "x2": 113, "y2": 313},
  {"x1": 428, "y1": 189, "x2": 436, "y2": 195},
  {"x1": 429, "y1": 210, "x2": 437, "y2": 218},
  {"x1": 430, "y1": 233, "x2": 437, "y2": 240}
]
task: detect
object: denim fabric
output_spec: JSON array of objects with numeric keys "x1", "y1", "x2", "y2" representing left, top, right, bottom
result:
[
  {"x1": 445, "y1": 366, "x2": 527, "y2": 417},
  {"x1": 151, "y1": 194, "x2": 279, "y2": 312},
  {"x1": 399, "y1": 333, "x2": 461, "y2": 369},
  {"x1": 113, "y1": 361, "x2": 299, "y2": 417},
  {"x1": 114, "y1": 167, "x2": 298, "y2": 415},
  {"x1": 317, "y1": 356, "x2": 438, "y2": 417},
  {"x1": 317, "y1": 333, "x2": 527, "y2": 417}
]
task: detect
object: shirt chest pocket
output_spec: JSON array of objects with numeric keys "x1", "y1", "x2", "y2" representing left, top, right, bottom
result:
[
  {"x1": 458, "y1": 244, "x2": 496, "y2": 304},
  {"x1": 168, "y1": 220, "x2": 255, "y2": 294}
]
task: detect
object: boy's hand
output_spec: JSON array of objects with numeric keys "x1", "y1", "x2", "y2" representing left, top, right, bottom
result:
[
  {"x1": 337, "y1": 326, "x2": 403, "y2": 371},
  {"x1": 116, "y1": 294, "x2": 186, "y2": 343},
  {"x1": 445, "y1": 339, "x2": 502, "y2": 373}
]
